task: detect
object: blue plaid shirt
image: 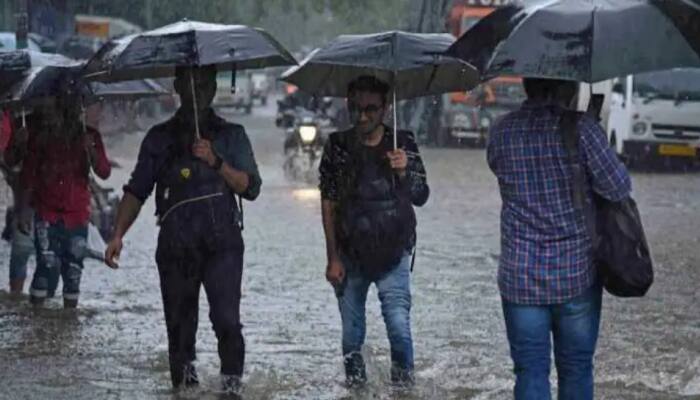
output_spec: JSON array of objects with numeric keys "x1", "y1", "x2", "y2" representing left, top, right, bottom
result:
[{"x1": 487, "y1": 101, "x2": 631, "y2": 305}]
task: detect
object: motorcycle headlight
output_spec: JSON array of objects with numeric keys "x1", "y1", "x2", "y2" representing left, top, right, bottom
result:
[
  {"x1": 632, "y1": 122, "x2": 648, "y2": 136},
  {"x1": 299, "y1": 126, "x2": 318, "y2": 143},
  {"x1": 480, "y1": 117, "x2": 492, "y2": 128}
]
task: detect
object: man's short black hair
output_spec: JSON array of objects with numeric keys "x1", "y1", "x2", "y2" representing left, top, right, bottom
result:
[
  {"x1": 347, "y1": 75, "x2": 390, "y2": 105},
  {"x1": 523, "y1": 78, "x2": 578, "y2": 104}
]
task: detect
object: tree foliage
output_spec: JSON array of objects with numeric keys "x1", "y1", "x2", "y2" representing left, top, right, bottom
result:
[{"x1": 67, "y1": 0, "x2": 416, "y2": 52}]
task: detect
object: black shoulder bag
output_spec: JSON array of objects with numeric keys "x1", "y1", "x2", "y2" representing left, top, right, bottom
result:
[{"x1": 559, "y1": 111, "x2": 654, "y2": 297}]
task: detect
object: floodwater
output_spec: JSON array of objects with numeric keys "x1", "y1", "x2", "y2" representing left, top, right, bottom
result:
[{"x1": 0, "y1": 101, "x2": 699, "y2": 400}]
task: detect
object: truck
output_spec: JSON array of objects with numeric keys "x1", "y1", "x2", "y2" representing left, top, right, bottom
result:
[
  {"x1": 74, "y1": 14, "x2": 142, "y2": 39},
  {"x1": 439, "y1": 0, "x2": 521, "y2": 147},
  {"x1": 583, "y1": 69, "x2": 700, "y2": 166}
]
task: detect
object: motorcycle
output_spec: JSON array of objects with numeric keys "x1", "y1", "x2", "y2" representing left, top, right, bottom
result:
[{"x1": 283, "y1": 108, "x2": 333, "y2": 183}]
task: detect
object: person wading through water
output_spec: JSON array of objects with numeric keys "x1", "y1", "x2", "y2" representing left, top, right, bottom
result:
[
  {"x1": 319, "y1": 75, "x2": 429, "y2": 387},
  {"x1": 104, "y1": 65, "x2": 262, "y2": 395}
]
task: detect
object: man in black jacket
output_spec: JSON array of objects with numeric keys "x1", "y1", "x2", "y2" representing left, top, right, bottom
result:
[{"x1": 319, "y1": 76, "x2": 429, "y2": 387}]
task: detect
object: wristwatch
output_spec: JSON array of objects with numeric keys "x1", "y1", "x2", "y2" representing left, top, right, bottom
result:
[{"x1": 211, "y1": 154, "x2": 224, "y2": 171}]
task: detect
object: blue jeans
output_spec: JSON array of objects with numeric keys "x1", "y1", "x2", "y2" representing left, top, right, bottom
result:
[
  {"x1": 502, "y1": 284, "x2": 603, "y2": 400},
  {"x1": 8, "y1": 219, "x2": 34, "y2": 281},
  {"x1": 29, "y1": 218, "x2": 87, "y2": 301},
  {"x1": 337, "y1": 253, "x2": 414, "y2": 382}
]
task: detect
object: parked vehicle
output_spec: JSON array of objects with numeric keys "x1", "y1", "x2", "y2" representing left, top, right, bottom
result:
[
  {"x1": 213, "y1": 71, "x2": 254, "y2": 114},
  {"x1": 438, "y1": 0, "x2": 521, "y2": 147},
  {"x1": 603, "y1": 69, "x2": 700, "y2": 166},
  {"x1": 251, "y1": 72, "x2": 272, "y2": 106},
  {"x1": 438, "y1": 78, "x2": 525, "y2": 147}
]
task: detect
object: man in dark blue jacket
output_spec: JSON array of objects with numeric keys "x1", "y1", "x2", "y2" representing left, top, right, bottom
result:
[{"x1": 105, "y1": 65, "x2": 261, "y2": 395}]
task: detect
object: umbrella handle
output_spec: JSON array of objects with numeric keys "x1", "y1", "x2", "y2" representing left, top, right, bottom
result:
[
  {"x1": 21, "y1": 109, "x2": 26, "y2": 128},
  {"x1": 190, "y1": 69, "x2": 201, "y2": 140}
]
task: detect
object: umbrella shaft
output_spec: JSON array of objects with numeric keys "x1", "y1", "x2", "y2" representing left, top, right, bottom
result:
[{"x1": 190, "y1": 70, "x2": 201, "y2": 140}]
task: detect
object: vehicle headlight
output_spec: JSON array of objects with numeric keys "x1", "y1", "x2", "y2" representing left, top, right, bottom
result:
[
  {"x1": 299, "y1": 126, "x2": 318, "y2": 143},
  {"x1": 480, "y1": 117, "x2": 491, "y2": 128},
  {"x1": 632, "y1": 122, "x2": 648, "y2": 136}
]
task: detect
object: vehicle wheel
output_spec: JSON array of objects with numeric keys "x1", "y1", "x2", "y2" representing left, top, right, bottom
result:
[{"x1": 245, "y1": 105, "x2": 253, "y2": 114}]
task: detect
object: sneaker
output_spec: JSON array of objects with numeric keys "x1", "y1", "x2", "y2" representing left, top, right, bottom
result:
[
  {"x1": 390, "y1": 366, "x2": 415, "y2": 388},
  {"x1": 221, "y1": 374, "x2": 242, "y2": 396},
  {"x1": 183, "y1": 363, "x2": 199, "y2": 387}
]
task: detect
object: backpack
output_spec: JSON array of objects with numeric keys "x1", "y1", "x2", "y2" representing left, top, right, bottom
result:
[
  {"x1": 336, "y1": 130, "x2": 416, "y2": 279},
  {"x1": 559, "y1": 111, "x2": 654, "y2": 297}
]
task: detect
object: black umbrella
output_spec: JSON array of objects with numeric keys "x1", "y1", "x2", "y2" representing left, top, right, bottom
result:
[
  {"x1": 0, "y1": 51, "x2": 84, "y2": 128},
  {"x1": 0, "y1": 50, "x2": 79, "y2": 91},
  {"x1": 83, "y1": 20, "x2": 297, "y2": 139},
  {"x1": 88, "y1": 79, "x2": 171, "y2": 102},
  {"x1": 281, "y1": 31, "x2": 479, "y2": 148},
  {"x1": 446, "y1": 0, "x2": 700, "y2": 83},
  {"x1": 0, "y1": 49, "x2": 77, "y2": 73}
]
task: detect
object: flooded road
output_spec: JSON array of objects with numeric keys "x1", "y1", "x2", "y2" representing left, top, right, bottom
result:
[{"x1": 1, "y1": 102, "x2": 699, "y2": 400}]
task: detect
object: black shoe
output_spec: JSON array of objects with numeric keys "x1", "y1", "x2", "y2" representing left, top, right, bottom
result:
[
  {"x1": 183, "y1": 363, "x2": 199, "y2": 387},
  {"x1": 29, "y1": 295, "x2": 45, "y2": 306},
  {"x1": 221, "y1": 374, "x2": 242, "y2": 396},
  {"x1": 63, "y1": 298, "x2": 78, "y2": 309},
  {"x1": 344, "y1": 352, "x2": 367, "y2": 387}
]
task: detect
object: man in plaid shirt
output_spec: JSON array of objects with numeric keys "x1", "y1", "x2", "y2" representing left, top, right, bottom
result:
[{"x1": 487, "y1": 78, "x2": 631, "y2": 400}]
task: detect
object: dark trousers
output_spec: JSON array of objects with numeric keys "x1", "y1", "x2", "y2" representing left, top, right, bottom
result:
[{"x1": 156, "y1": 224, "x2": 245, "y2": 387}]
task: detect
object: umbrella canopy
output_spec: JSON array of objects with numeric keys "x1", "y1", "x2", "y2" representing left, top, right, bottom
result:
[
  {"x1": 446, "y1": 0, "x2": 700, "y2": 83},
  {"x1": 0, "y1": 52, "x2": 84, "y2": 108},
  {"x1": 83, "y1": 19, "x2": 297, "y2": 82},
  {"x1": 0, "y1": 50, "x2": 77, "y2": 72},
  {"x1": 88, "y1": 79, "x2": 171, "y2": 101},
  {"x1": 281, "y1": 31, "x2": 479, "y2": 100},
  {"x1": 0, "y1": 50, "x2": 79, "y2": 89}
]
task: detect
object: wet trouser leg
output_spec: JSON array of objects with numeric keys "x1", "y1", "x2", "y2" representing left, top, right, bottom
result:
[
  {"x1": 375, "y1": 254, "x2": 414, "y2": 382},
  {"x1": 552, "y1": 284, "x2": 602, "y2": 400},
  {"x1": 337, "y1": 260, "x2": 371, "y2": 383},
  {"x1": 157, "y1": 255, "x2": 201, "y2": 387},
  {"x1": 9, "y1": 222, "x2": 34, "y2": 282},
  {"x1": 60, "y1": 224, "x2": 88, "y2": 302},
  {"x1": 502, "y1": 284, "x2": 602, "y2": 400},
  {"x1": 30, "y1": 219, "x2": 61, "y2": 299},
  {"x1": 202, "y1": 245, "x2": 245, "y2": 377}
]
